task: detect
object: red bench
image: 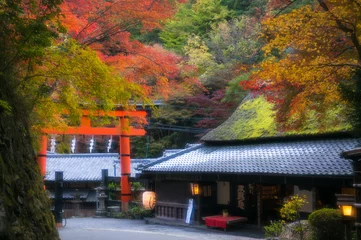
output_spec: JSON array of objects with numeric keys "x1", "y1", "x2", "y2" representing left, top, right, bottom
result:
[{"x1": 202, "y1": 215, "x2": 248, "y2": 231}]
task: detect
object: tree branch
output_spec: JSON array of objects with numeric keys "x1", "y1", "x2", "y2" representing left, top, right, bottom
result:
[
  {"x1": 274, "y1": 0, "x2": 299, "y2": 18},
  {"x1": 317, "y1": 0, "x2": 361, "y2": 62}
]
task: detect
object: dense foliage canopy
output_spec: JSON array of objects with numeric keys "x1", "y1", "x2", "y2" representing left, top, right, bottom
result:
[{"x1": 243, "y1": 0, "x2": 361, "y2": 131}]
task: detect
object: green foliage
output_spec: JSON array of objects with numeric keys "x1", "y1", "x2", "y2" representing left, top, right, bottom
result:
[
  {"x1": 160, "y1": 0, "x2": 232, "y2": 53},
  {"x1": 113, "y1": 205, "x2": 154, "y2": 219},
  {"x1": 280, "y1": 195, "x2": 307, "y2": 240},
  {"x1": 184, "y1": 35, "x2": 216, "y2": 75},
  {"x1": 208, "y1": 17, "x2": 263, "y2": 65},
  {"x1": 264, "y1": 220, "x2": 285, "y2": 239},
  {"x1": 0, "y1": 100, "x2": 11, "y2": 115},
  {"x1": 339, "y1": 69, "x2": 361, "y2": 136},
  {"x1": 131, "y1": 182, "x2": 143, "y2": 200},
  {"x1": 221, "y1": 0, "x2": 268, "y2": 16},
  {"x1": 0, "y1": 0, "x2": 61, "y2": 66},
  {"x1": 308, "y1": 208, "x2": 343, "y2": 240},
  {"x1": 280, "y1": 195, "x2": 307, "y2": 221},
  {"x1": 132, "y1": 182, "x2": 143, "y2": 191},
  {"x1": 0, "y1": 0, "x2": 62, "y2": 238},
  {"x1": 223, "y1": 74, "x2": 249, "y2": 103},
  {"x1": 107, "y1": 182, "x2": 118, "y2": 200},
  {"x1": 27, "y1": 39, "x2": 145, "y2": 136},
  {"x1": 108, "y1": 182, "x2": 118, "y2": 190}
]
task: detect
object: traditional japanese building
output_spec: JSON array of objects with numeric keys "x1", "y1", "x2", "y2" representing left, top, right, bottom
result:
[
  {"x1": 45, "y1": 153, "x2": 155, "y2": 217},
  {"x1": 138, "y1": 95, "x2": 360, "y2": 227}
]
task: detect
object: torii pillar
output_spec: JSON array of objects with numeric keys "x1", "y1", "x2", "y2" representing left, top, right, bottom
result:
[
  {"x1": 37, "y1": 135, "x2": 48, "y2": 178},
  {"x1": 39, "y1": 110, "x2": 147, "y2": 213},
  {"x1": 120, "y1": 117, "x2": 131, "y2": 212}
]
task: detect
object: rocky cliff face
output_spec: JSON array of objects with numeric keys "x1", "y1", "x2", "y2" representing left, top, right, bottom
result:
[{"x1": 0, "y1": 82, "x2": 59, "y2": 240}]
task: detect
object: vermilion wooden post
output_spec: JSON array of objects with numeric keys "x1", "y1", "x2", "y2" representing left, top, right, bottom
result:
[
  {"x1": 37, "y1": 135, "x2": 48, "y2": 177},
  {"x1": 120, "y1": 117, "x2": 132, "y2": 212},
  {"x1": 40, "y1": 110, "x2": 147, "y2": 207}
]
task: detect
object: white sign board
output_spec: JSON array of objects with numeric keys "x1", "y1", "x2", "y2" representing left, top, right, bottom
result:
[{"x1": 185, "y1": 198, "x2": 193, "y2": 224}]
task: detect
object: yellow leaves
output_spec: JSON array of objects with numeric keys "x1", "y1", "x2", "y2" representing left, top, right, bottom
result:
[
  {"x1": 155, "y1": 76, "x2": 170, "y2": 100},
  {"x1": 249, "y1": 0, "x2": 361, "y2": 127},
  {"x1": 184, "y1": 35, "x2": 216, "y2": 74},
  {"x1": 261, "y1": 5, "x2": 339, "y2": 57},
  {"x1": 280, "y1": 195, "x2": 307, "y2": 221},
  {"x1": 27, "y1": 39, "x2": 147, "y2": 134}
]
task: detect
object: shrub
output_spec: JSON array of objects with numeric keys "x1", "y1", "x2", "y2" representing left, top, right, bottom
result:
[
  {"x1": 107, "y1": 182, "x2": 118, "y2": 200},
  {"x1": 264, "y1": 220, "x2": 284, "y2": 239},
  {"x1": 113, "y1": 206, "x2": 154, "y2": 219},
  {"x1": 308, "y1": 208, "x2": 343, "y2": 240},
  {"x1": 280, "y1": 195, "x2": 308, "y2": 240}
]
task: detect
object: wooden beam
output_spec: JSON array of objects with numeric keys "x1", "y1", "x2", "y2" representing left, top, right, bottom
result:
[
  {"x1": 257, "y1": 184, "x2": 262, "y2": 229},
  {"x1": 42, "y1": 126, "x2": 145, "y2": 136},
  {"x1": 81, "y1": 110, "x2": 147, "y2": 118}
]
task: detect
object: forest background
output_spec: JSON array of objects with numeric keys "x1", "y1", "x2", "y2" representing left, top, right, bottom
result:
[
  {"x1": 1, "y1": 0, "x2": 361, "y2": 238},
  {"x1": 52, "y1": 0, "x2": 359, "y2": 158}
]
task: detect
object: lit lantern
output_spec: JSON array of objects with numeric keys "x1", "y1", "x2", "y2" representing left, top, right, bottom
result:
[
  {"x1": 342, "y1": 205, "x2": 353, "y2": 217},
  {"x1": 142, "y1": 191, "x2": 156, "y2": 210},
  {"x1": 335, "y1": 194, "x2": 355, "y2": 217},
  {"x1": 190, "y1": 183, "x2": 199, "y2": 196}
]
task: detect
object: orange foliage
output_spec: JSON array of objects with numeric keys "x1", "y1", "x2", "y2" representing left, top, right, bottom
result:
[
  {"x1": 59, "y1": 0, "x2": 199, "y2": 100},
  {"x1": 243, "y1": 0, "x2": 361, "y2": 128},
  {"x1": 61, "y1": 0, "x2": 178, "y2": 44}
]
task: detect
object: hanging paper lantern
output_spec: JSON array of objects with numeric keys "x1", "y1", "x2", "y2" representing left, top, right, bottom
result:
[
  {"x1": 142, "y1": 191, "x2": 156, "y2": 210},
  {"x1": 190, "y1": 183, "x2": 199, "y2": 196}
]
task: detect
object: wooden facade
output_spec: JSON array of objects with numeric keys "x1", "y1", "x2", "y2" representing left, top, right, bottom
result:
[{"x1": 142, "y1": 173, "x2": 353, "y2": 226}]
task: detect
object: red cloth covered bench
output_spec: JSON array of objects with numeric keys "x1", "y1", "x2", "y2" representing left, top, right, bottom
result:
[{"x1": 202, "y1": 215, "x2": 248, "y2": 231}]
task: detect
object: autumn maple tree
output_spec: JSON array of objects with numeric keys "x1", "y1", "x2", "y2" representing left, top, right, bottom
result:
[
  {"x1": 243, "y1": 0, "x2": 361, "y2": 130},
  {"x1": 59, "y1": 0, "x2": 197, "y2": 101}
]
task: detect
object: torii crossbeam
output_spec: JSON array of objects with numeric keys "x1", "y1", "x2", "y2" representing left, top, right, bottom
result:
[{"x1": 38, "y1": 109, "x2": 147, "y2": 212}]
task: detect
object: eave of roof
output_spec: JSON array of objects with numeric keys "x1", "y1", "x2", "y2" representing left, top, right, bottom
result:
[
  {"x1": 137, "y1": 144, "x2": 203, "y2": 170},
  {"x1": 342, "y1": 147, "x2": 361, "y2": 160},
  {"x1": 141, "y1": 138, "x2": 358, "y2": 177}
]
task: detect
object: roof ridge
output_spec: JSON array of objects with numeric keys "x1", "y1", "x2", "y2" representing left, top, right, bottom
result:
[{"x1": 138, "y1": 144, "x2": 203, "y2": 170}]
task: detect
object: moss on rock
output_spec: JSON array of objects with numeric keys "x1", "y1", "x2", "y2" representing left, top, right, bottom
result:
[
  {"x1": 0, "y1": 85, "x2": 59, "y2": 239},
  {"x1": 202, "y1": 95, "x2": 352, "y2": 142}
]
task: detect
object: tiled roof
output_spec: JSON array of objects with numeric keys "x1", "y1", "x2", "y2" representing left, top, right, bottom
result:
[
  {"x1": 141, "y1": 138, "x2": 359, "y2": 176},
  {"x1": 46, "y1": 153, "x2": 155, "y2": 181}
]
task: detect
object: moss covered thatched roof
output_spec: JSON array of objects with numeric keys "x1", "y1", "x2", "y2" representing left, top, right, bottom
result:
[{"x1": 201, "y1": 95, "x2": 352, "y2": 142}]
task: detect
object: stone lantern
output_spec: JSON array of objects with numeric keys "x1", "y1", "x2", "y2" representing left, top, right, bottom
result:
[{"x1": 95, "y1": 185, "x2": 108, "y2": 217}]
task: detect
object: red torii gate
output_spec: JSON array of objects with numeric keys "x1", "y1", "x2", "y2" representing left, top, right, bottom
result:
[{"x1": 38, "y1": 109, "x2": 147, "y2": 212}]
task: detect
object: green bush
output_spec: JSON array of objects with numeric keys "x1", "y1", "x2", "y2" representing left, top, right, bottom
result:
[
  {"x1": 264, "y1": 220, "x2": 284, "y2": 239},
  {"x1": 280, "y1": 195, "x2": 308, "y2": 240},
  {"x1": 107, "y1": 182, "x2": 118, "y2": 200},
  {"x1": 308, "y1": 208, "x2": 343, "y2": 240},
  {"x1": 113, "y1": 206, "x2": 154, "y2": 219}
]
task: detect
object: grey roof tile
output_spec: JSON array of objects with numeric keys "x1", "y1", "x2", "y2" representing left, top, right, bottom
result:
[
  {"x1": 46, "y1": 153, "x2": 156, "y2": 181},
  {"x1": 142, "y1": 138, "x2": 359, "y2": 177}
]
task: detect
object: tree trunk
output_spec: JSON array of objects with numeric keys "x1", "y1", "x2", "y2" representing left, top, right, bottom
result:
[{"x1": 0, "y1": 80, "x2": 59, "y2": 239}]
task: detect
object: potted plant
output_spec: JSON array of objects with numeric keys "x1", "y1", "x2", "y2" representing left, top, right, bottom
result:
[{"x1": 222, "y1": 209, "x2": 229, "y2": 217}]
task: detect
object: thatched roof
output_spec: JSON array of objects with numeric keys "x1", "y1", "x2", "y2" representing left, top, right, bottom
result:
[{"x1": 201, "y1": 95, "x2": 352, "y2": 142}]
